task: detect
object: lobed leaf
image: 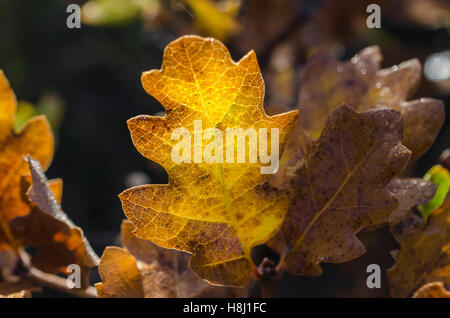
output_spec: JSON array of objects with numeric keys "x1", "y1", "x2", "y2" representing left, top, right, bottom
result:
[
  {"x1": 387, "y1": 182, "x2": 450, "y2": 297},
  {"x1": 10, "y1": 158, "x2": 99, "y2": 285},
  {"x1": 120, "y1": 35, "x2": 298, "y2": 287},
  {"x1": 275, "y1": 105, "x2": 411, "y2": 275},
  {"x1": 0, "y1": 71, "x2": 98, "y2": 288},
  {"x1": 294, "y1": 46, "x2": 444, "y2": 161}
]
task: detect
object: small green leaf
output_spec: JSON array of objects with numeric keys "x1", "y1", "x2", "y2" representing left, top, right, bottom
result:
[
  {"x1": 14, "y1": 101, "x2": 37, "y2": 130},
  {"x1": 418, "y1": 165, "x2": 450, "y2": 223}
]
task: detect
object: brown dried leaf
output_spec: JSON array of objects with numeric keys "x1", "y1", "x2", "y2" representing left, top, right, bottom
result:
[
  {"x1": 10, "y1": 157, "x2": 99, "y2": 286},
  {"x1": 296, "y1": 46, "x2": 444, "y2": 160},
  {"x1": 385, "y1": 178, "x2": 437, "y2": 226},
  {"x1": 276, "y1": 105, "x2": 411, "y2": 275},
  {"x1": 387, "y1": 194, "x2": 450, "y2": 297},
  {"x1": 96, "y1": 220, "x2": 246, "y2": 298}
]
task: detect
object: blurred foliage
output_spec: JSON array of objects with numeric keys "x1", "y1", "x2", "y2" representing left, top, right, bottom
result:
[
  {"x1": 81, "y1": 0, "x2": 160, "y2": 27},
  {"x1": 419, "y1": 165, "x2": 450, "y2": 223},
  {"x1": 81, "y1": 0, "x2": 241, "y2": 40},
  {"x1": 15, "y1": 93, "x2": 65, "y2": 131}
]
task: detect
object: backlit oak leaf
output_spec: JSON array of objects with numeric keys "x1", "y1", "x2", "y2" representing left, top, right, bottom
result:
[
  {"x1": 0, "y1": 69, "x2": 53, "y2": 274},
  {"x1": 0, "y1": 70, "x2": 53, "y2": 241},
  {"x1": 387, "y1": 191, "x2": 450, "y2": 297},
  {"x1": 96, "y1": 220, "x2": 246, "y2": 297},
  {"x1": 295, "y1": 46, "x2": 444, "y2": 160},
  {"x1": 120, "y1": 35, "x2": 298, "y2": 287},
  {"x1": 0, "y1": 71, "x2": 97, "y2": 287},
  {"x1": 275, "y1": 105, "x2": 411, "y2": 276}
]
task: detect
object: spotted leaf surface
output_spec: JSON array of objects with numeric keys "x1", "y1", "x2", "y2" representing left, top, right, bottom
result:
[{"x1": 276, "y1": 105, "x2": 410, "y2": 276}]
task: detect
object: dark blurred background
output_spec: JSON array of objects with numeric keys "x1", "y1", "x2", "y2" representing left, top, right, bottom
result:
[{"x1": 0, "y1": 0, "x2": 449, "y2": 297}]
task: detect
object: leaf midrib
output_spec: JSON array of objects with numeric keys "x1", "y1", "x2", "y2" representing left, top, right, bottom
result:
[{"x1": 289, "y1": 121, "x2": 390, "y2": 258}]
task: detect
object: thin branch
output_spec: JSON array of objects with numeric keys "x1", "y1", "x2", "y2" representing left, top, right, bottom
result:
[{"x1": 28, "y1": 267, "x2": 98, "y2": 298}]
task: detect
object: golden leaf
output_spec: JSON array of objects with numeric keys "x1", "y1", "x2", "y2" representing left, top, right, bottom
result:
[
  {"x1": 0, "y1": 69, "x2": 53, "y2": 260},
  {"x1": 0, "y1": 70, "x2": 54, "y2": 227},
  {"x1": 0, "y1": 71, "x2": 98, "y2": 287},
  {"x1": 120, "y1": 35, "x2": 298, "y2": 287}
]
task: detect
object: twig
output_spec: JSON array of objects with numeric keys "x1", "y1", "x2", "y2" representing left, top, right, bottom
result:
[
  {"x1": 255, "y1": 257, "x2": 283, "y2": 298},
  {"x1": 28, "y1": 267, "x2": 98, "y2": 298}
]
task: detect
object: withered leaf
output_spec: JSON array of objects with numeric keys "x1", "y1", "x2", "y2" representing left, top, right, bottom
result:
[
  {"x1": 10, "y1": 157, "x2": 100, "y2": 286},
  {"x1": 120, "y1": 35, "x2": 298, "y2": 287},
  {"x1": 276, "y1": 104, "x2": 410, "y2": 276},
  {"x1": 387, "y1": 191, "x2": 450, "y2": 297},
  {"x1": 296, "y1": 46, "x2": 444, "y2": 160},
  {"x1": 385, "y1": 178, "x2": 437, "y2": 226},
  {"x1": 96, "y1": 220, "x2": 246, "y2": 298}
]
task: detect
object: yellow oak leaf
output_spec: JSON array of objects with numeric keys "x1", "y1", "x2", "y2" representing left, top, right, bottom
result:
[
  {"x1": 0, "y1": 71, "x2": 54, "y2": 226},
  {"x1": 96, "y1": 220, "x2": 246, "y2": 297},
  {"x1": 0, "y1": 70, "x2": 53, "y2": 253},
  {"x1": 274, "y1": 105, "x2": 411, "y2": 276},
  {"x1": 0, "y1": 71, "x2": 98, "y2": 287},
  {"x1": 120, "y1": 35, "x2": 298, "y2": 287}
]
